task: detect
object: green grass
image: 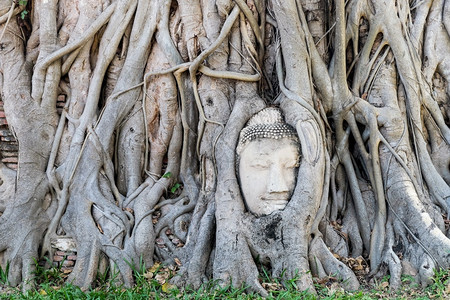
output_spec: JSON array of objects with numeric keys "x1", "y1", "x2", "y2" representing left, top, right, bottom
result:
[
  {"x1": 0, "y1": 262, "x2": 9, "y2": 286},
  {"x1": 1, "y1": 263, "x2": 450, "y2": 299}
]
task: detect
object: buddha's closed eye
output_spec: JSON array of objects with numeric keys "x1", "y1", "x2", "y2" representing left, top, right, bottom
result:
[{"x1": 249, "y1": 162, "x2": 270, "y2": 169}]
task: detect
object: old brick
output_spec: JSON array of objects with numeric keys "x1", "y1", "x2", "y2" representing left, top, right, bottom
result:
[
  {"x1": 53, "y1": 255, "x2": 64, "y2": 262},
  {"x1": 62, "y1": 260, "x2": 75, "y2": 267},
  {"x1": 0, "y1": 143, "x2": 18, "y2": 151},
  {"x1": 57, "y1": 95, "x2": 66, "y2": 102},
  {"x1": 0, "y1": 119, "x2": 8, "y2": 126},
  {"x1": 2, "y1": 157, "x2": 17, "y2": 163},
  {"x1": 1, "y1": 136, "x2": 16, "y2": 142},
  {"x1": 1, "y1": 151, "x2": 16, "y2": 157},
  {"x1": 0, "y1": 111, "x2": 5, "y2": 118},
  {"x1": 67, "y1": 255, "x2": 77, "y2": 261},
  {"x1": 5, "y1": 163, "x2": 17, "y2": 169},
  {"x1": 0, "y1": 129, "x2": 12, "y2": 136},
  {"x1": 51, "y1": 237, "x2": 76, "y2": 252}
]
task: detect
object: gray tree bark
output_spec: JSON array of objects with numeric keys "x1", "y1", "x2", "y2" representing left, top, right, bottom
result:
[{"x1": 0, "y1": 0, "x2": 448, "y2": 295}]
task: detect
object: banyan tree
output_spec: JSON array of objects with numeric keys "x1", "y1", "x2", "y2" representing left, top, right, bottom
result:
[{"x1": 0, "y1": 0, "x2": 449, "y2": 295}]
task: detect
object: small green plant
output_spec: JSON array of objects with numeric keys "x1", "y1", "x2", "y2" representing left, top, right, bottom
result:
[
  {"x1": 95, "y1": 264, "x2": 122, "y2": 288},
  {"x1": 31, "y1": 257, "x2": 65, "y2": 287},
  {"x1": 170, "y1": 182, "x2": 181, "y2": 194},
  {"x1": 0, "y1": 261, "x2": 9, "y2": 285},
  {"x1": 127, "y1": 256, "x2": 147, "y2": 286},
  {"x1": 3, "y1": 261, "x2": 450, "y2": 299},
  {"x1": 424, "y1": 268, "x2": 450, "y2": 298},
  {"x1": 18, "y1": 0, "x2": 28, "y2": 19},
  {"x1": 162, "y1": 172, "x2": 172, "y2": 178},
  {"x1": 162, "y1": 172, "x2": 182, "y2": 194}
]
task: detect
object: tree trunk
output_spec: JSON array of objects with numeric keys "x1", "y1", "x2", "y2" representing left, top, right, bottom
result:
[{"x1": 0, "y1": 0, "x2": 448, "y2": 295}]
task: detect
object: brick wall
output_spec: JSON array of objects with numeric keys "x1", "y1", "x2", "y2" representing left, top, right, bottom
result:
[
  {"x1": 56, "y1": 95, "x2": 66, "y2": 114},
  {"x1": 0, "y1": 101, "x2": 18, "y2": 169},
  {"x1": 0, "y1": 96, "x2": 73, "y2": 272},
  {"x1": 51, "y1": 236, "x2": 77, "y2": 274},
  {"x1": 0, "y1": 95, "x2": 66, "y2": 170},
  {"x1": 53, "y1": 251, "x2": 77, "y2": 274}
]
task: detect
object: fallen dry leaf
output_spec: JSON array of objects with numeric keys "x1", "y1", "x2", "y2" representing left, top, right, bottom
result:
[
  {"x1": 96, "y1": 223, "x2": 104, "y2": 234},
  {"x1": 155, "y1": 272, "x2": 170, "y2": 285},
  {"x1": 162, "y1": 282, "x2": 176, "y2": 293},
  {"x1": 123, "y1": 207, "x2": 134, "y2": 214},
  {"x1": 328, "y1": 282, "x2": 343, "y2": 295},
  {"x1": 261, "y1": 282, "x2": 282, "y2": 291},
  {"x1": 380, "y1": 281, "x2": 389, "y2": 289},
  {"x1": 148, "y1": 262, "x2": 161, "y2": 273},
  {"x1": 174, "y1": 257, "x2": 182, "y2": 266},
  {"x1": 143, "y1": 271, "x2": 154, "y2": 279}
]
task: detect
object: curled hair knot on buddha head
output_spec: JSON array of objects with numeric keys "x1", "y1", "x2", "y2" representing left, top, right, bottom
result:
[{"x1": 236, "y1": 107, "x2": 300, "y2": 156}]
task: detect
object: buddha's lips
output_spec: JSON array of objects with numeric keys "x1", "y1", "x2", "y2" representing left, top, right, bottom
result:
[
  {"x1": 261, "y1": 193, "x2": 290, "y2": 202},
  {"x1": 260, "y1": 198, "x2": 288, "y2": 204}
]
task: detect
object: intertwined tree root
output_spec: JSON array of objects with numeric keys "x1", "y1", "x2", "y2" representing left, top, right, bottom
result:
[{"x1": 0, "y1": 0, "x2": 448, "y2": 295}]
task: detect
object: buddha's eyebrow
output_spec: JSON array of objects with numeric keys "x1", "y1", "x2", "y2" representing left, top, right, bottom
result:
[
  {"x1": 248, "y1": 157, "x2": 269, "y2": 163},
  {"x1": 247, "y1": 156, "x2": 273, "y2": 165},
  {"x1": 255, "y1": 150, "x2": 271, "y2": 156}
]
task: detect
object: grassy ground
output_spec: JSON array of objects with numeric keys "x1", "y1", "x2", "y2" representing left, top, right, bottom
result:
[{"x1": 0, "y1": 261, "x2": 449, "y2": 299}]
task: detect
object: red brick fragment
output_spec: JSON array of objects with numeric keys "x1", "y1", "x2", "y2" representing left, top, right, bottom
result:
[
  {"x1": 53, "y1": 255, "x2": 64, "y2": 262},
  {"x1": 2, "y1": 157, "x2": 17, "y2": 163},
  {"x1": 62, "y1": 260, "x2": 75, "y2": 267},
  {"x1": 1, "y1": 137, "x2": 16, "y2": 142}
]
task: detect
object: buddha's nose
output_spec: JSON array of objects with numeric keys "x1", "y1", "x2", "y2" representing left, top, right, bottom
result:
[{"x1": 268, "y1": 164, "x2": 289, "y2": 193}]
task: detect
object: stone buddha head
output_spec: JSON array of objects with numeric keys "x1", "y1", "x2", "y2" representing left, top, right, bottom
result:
[{"x1": 236, "y1": 108, "x2": 301, "y2": 217}]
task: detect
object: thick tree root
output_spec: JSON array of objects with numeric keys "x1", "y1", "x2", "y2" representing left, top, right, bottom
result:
[
  {"x1": 0, "y1": 0, "x2": 449, "y2": 294},
  {"x1": 309, "y1": 237, "x2": 360, "y2": 291}
]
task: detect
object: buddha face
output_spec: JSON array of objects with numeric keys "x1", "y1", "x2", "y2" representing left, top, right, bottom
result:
[{"x1": 238, "y1": 137, "x2": 300, "y2": 216}]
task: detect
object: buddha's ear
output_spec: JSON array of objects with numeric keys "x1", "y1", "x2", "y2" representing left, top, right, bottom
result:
[{"x1": 296, "y1": 119, "x2": 321, "y2": 166}]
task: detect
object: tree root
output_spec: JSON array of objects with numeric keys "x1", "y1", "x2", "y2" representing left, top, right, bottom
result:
[
  {"x1": 0, "y1": 0, "x2": 449, "y2": 294},
  {"x1": 309, "y1": 237, "x2": 360, "y2": 291},
  {"x1": 171, "y1": 195, "x2": 215, "y2": 289}
]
